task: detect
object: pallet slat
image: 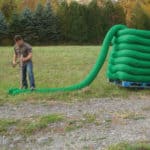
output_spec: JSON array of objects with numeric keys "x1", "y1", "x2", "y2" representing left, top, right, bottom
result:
[{"x1": 110, "y1": 80, "x2": 150, "y2": 89}]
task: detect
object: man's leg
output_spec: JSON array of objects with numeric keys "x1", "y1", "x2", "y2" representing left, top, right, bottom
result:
[
  {"x1": 27, "y1": 61, "x2": 35, "y2": 89},
  {"x1": 22, "y1": 64, "x2": 28, "y2": 89}
]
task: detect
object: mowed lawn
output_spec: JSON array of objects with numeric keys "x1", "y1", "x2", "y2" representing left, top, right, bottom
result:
[{"x1": 0, "y1": 46, "x2": 149, "y2": 104}]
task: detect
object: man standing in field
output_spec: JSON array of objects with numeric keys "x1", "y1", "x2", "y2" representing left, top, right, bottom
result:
[{"x1": 12, "y1": 35, "x2": 35, "y2": 90}]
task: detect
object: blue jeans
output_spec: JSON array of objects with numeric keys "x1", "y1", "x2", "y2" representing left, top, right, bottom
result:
[{"x1": 22, "y1": 61, "x2": 35, "y2": 88}]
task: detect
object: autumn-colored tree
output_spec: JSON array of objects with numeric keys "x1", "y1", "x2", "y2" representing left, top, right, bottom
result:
[
  {"x1": 117, "y1": 0, "x2": 136, "y2": 27},
  {"x1": 19, "y1": 0, "x2": 45, "y2": 10},
  {"x1": 0, "y1": 11, "x2": 8, "y2": 43},
  {"x1": 131, "y1": 1, "x2": 150, "y2": 29},
  {"x1": 0, "y1": 0, "x2": 17, "y2": 21},
  {"x1": 138, "y1": 0, "x2": 150, "y2": 17},
  {"x1": 18, "y1": 0, "x2": 59, "y2": 12},
  {"x1": 118, "y1": 0, "x2": 150, "y2": 27}
]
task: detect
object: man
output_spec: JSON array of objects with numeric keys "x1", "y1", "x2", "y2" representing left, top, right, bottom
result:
[{"x1": 13, "y1": 35, "x2": 35, "y2": 90}]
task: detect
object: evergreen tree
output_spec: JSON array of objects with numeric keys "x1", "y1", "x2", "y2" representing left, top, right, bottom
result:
[
  {"x1": 20, "y1": 7, "x2": 36, "y2": 43},
  {"x1": 102, "y1": 0, "x2": 115, "y2": 35},
  {"x1": 57, "y1": 0, "x2": 125, "y2": 44},
  {"x1": 87, "y1": 0, "x2": 103, "y2": 43},
  {"x1": 32, "y1": 3, "x2": 44, "y2": 43},
  {"x1": 58, "y1": 1, "x2": 88, "y2": 43},
  {"x1": 0, "y1": 11, "x2": 8, "y2": 43},
  {"x1": 9, "y1": 13, "x2": 22, "y2": 38},
  {"x1": 102, "y1": 0, "x2": 125, "y2": 37},
  {"x1": 57, "y1": 1, "x2": 70, "y2": 41},
  {"x1": 42, "y1": 2, "x2": 60, "y2": 43},
  {"x1": 32, "y1": 2, "x2": 60, "y2": 44},
  {"x1": 68, "y1": 2, "x2": 88, "y2": 42}
]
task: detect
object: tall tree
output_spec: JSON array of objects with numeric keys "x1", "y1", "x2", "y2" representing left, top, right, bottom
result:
[
  {"x1": 131, "y1": 2, "x2": 150, "y2": 30},
  {"x1": 20, "y1": 7, "x2": 36, "y2": 43},
  {"x1": 9, "y1": 13, "x2": 22, "y2": 38},
  {"x1": 102, "y1": 0, "x2": 125, "y2": 34},
  {"x1": 58, "y1": 1, "x2": 88, "y2": 43},
  {"x1": 87, "y1": 0, "x2": 103, "y2": 43},
  {"x1": 57, "y1": 1, "x2": 70, "y2": 41},
  {"x1": 67, "y1": 2, "x2": 88, "y2": 42},
  {"x1": 32, "y1": 2, "x2": 60, "y2": 44},
  {"x1": 0, "y1": 11, "x2": 8, "y2": 43},
  {"x1": 139, "y1": 0, "x2": 150, "y2": 17},
  {"x1": 118, "y1": 0, "x2": 136, "y2": 27},
  {"x1": 0, "y1": 0, "x2": 17, "y2": 21},
  {"x1": 42, "y1": 2, "x2": 60, "y2": 43},
  {"x1": 32, "y1": 3, "x2": 44, "y2": 43}
]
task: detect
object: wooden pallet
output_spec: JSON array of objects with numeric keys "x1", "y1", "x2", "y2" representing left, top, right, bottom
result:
[{"x1": 109, "y1": 80, "x2": 150, "y2": 89}]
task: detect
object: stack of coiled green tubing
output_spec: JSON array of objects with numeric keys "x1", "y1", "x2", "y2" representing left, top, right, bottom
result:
[{"x1": 9, "y1": 25, "x2": 150, "y2": 95}]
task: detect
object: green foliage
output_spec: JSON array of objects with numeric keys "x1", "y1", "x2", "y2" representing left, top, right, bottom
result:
[
  {"x1": 58, "y1": 1, "x2": 89, "y2": 43},
  {"x1": 3, "y1": 0, "x2": 150, "y2": 45},
  {"x1": 8, "y1": 2, "x2": 60, "y2": 45},
  {"x1": 40, "y1": 114, "x2": 64, "y2": 123},
  {"x1": 32, "y1": 3, "x2": 44, "y2": 43},
  {"x1": 108, "y1": 142, "x2": 150, "y2": 150},
  {"x1": 20, "y1": 114, "x2": 64, "y2": 135},
  {"x1": 83, "y1": 113, "x2": 96, "y2": 123},
  {"x1": 29, "y1": 2, "x2": 60, "y2": 44},
  {"x1": 67, "y1": 2, "x2": 88, "y2": 42},
  {"x1": 87, "y1": 0, "x2": 103, "y2": 43},
  {"x1": 0, "y1": 114, "x2": 64, "y2": 135},
  {"x1": 58, "y1": 0, "x2": 125, "y2": 44},
  {"x1": 101, "y1": 0, "x2": 125, "y2": 37},
  {"x1": 57, "y1": 1, "x2": 69, "y2": 41},
  {"x1": 20, "y1": 8, "x2": 36, "y2": 43},
  {"x1": 9, "y1": 13, "x2": 22, "y2": 38},
  {"x1": 0, "y1": 0, "x2": 125, "y2": 45},
  {"x1": 0, "y1": 11, "x2": 8, "y2": 42},
  {"x1": 39, "y1": 2, "x2": 60, "y2": 43},
  {"x1": 0, "y1": 119, "x2": 17, "y2": 134},
  {"x1": 9, "y1": 7, "x2": 35, "y2": 42}
]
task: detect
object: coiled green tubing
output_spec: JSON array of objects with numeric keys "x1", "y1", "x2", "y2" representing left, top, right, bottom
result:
[{"x1": 8, "y1": 24, "x2": 150, "y2": 95}]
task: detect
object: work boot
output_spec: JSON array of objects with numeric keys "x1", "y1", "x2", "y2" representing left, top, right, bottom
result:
[{"x1": 30, "y1": 87, "x2": 35, "y2": 91}]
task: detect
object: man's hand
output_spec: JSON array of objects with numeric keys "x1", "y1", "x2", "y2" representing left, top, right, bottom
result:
[
  {"x1": 12, "y1": 61, "x2": 17, "y2": 67},
  {"x1": 21, "y1": 53, "x2": 32, "y2": 62},
  {"x1": 13, "y1": 61, "x2": 17, "y2": 65},
  {"x1": 21, "y1": 57, "x2": 26, "y2": 62},
  {"x1": 13, "y1": 54, "x2": 17, "y2": 67}
]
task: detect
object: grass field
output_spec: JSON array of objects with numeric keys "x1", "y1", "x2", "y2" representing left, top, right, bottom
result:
[
  {"x1": 108, "y1": 142, "x2": 150, "y2": 150},
  {"x1": 0, "y1": 46, "x2": 149, "y2": 104}
]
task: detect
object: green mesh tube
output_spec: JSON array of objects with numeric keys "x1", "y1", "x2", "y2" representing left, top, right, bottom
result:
[{"x1": 8, "y1": 24, "x2": 150, "y2": 95}]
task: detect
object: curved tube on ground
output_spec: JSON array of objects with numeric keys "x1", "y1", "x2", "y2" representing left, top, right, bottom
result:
[{"x1": 8, "y1": 25, "x2": 150, "y2": 95}]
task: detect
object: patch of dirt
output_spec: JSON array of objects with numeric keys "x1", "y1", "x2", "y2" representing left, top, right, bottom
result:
[{"x1": 0, "y1": 97, "x2": 150, "y2": 150}]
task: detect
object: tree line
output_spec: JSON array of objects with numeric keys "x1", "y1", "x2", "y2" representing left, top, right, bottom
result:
[
  {"x1": 0, "y1": 0, "x2": 126, "y2": 45},
  {"x1": 0, "y1": 0, "x2": 125, "y2": 45}
]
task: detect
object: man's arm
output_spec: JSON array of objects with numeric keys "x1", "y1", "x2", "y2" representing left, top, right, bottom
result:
[
  {"x1": 13, "y1": 54, "x2": 17, "y2": 65},
  {"x1": 22, "y1": 52, "x2": 32, "y2": 62}
]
